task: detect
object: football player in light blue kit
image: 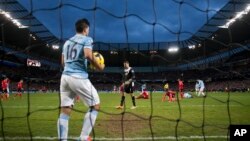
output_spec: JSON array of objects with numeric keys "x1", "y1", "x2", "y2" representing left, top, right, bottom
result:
[
  {"x1": 195, "y1": 82, "x2": 200, "y2": 95},
  {"x1": 57, "y1": 18, "x2": 105, "y2": 141},
  {"x1": 141, "y1": 83, "x2": 146, "y2": 92},
  {"x1": 197, "y1": 79, "x2": 205, "y2": 96}
]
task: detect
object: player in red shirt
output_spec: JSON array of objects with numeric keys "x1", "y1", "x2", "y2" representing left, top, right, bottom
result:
[
  {"x1": 136, "y1": 84, "x2": 149, "y2": 99},
  {"x1": 162, "y1": 90, "x2": 176, "y2": 102},
  {"x1": 14, "y1": 79, "x2": 23, "y2": 99},
  {"x1": 136, "y1": 90, "x2": 149, "y2": 99},
  {"x1": 1, "y1": 77, "x2": 9, "y2": 100},
  {"x1": 178, "y1": 79, "x2": 184, "y2": 99}
]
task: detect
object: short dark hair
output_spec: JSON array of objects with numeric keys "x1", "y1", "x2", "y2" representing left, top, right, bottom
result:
[
  {"x1": 123, "y1": 60, "x2": 129, "y2": 64},
  {"x1": 75, "y1": 18, "x2": 90, "y2": 33}
]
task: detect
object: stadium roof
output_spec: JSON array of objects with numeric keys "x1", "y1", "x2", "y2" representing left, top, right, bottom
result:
[
  {"x1": 0, "y1": 0, "x2": 59, "y2": 45},
  {"x1": 189, "y1": 0, "x2": 250, "y2": 45},
  {"x1": 3, "y1": 0, "x2": 245, "y2": 44},
  {"x1": 1, "y1": 0, "x2": 249, "y2": 48}
]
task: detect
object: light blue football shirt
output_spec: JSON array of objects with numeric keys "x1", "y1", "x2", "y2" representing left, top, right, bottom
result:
[
  {"x1": 195, "y1": 83, "x2": 199, "y2": 89},
  {"x1": 198, "y1": 80, "x2": 205, "y2": 88},
  {"x1": 141, "y1": 84, "x2": 146, "y2": 90},
  {"x1": 62, "y1": 34, "x2": 93, "y2": 79}
]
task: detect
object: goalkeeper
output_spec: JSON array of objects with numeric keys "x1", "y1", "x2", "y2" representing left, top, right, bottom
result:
[{"x1": 116, "y1": 60, "x2": 137, "y2": 109}]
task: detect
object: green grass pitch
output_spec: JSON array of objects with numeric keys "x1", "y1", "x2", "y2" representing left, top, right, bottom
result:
[{"x1": 0, "y1": 92, "x2": 250, "y2": 140}]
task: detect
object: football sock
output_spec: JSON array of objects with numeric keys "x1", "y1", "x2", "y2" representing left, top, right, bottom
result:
[
  {"x1": 57, "y1": 113, "x2": 69, "y2": 141},
  {"x1": 80, "y1": 109, "x2": 98, "y2": 140},
  {"x1": 120, "y1": 96, "x2": 125, "y2": 106},
  {"x1": 132, "y1": 96, "x2": 136, "y2": 106}
]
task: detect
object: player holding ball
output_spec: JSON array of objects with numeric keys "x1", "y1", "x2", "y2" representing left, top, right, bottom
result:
[{"x1": 58, "y1": 18, "x2": 105, "y2": 141}]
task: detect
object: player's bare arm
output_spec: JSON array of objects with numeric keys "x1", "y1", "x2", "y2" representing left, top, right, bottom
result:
[{"x1": 61, "y1": 54, "x2": 64, "y2": 66}]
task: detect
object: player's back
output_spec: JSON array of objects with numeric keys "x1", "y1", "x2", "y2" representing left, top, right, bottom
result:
[
  {"x1": 198, "y1": 80, "x2": 205, "y2": 88},
  {"x1": 124, "y1": 67, "x2": 135, "y2": 81},
  {"x1": 18, "y1": 82, "x2": 23, "y2": 88},
  {"x1": 178, "y1": 80, "x2": 184, "y2": 87},
  {"x1": 63, "y1": 34, "x2": 93, "y2": 79},
  {"x1": 2, "y1": 80, "x2": 7, "y2": 88}
]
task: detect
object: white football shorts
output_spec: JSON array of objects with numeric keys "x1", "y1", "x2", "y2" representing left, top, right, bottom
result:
[
  {"x1": 199, "y1": 87, "x2": 205, "y2": 92},
  {"x1": 60, "y1": 74, "x2": 100, "y2": 107}
]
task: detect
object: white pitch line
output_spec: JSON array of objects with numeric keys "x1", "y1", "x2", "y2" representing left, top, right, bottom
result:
[
  {"x1": 0, "y1": 135, "x2": 228, "y2": 140},
  {"x1": 2, "y1": 106, "x2": 57, "y2": 109}
]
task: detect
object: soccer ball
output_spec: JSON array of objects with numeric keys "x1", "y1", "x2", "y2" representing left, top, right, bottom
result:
[
  {"x1": 93, "y1": 52, "x2": 104, "y2": 65},
  {"x1": 89, "y1": 52, "x2": 104, "y2": 70}
]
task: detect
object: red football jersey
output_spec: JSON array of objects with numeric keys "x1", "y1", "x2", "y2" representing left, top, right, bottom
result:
[
  {"x1": 178, "y1": 80, "x2": 184, "y2": 89},
  {"x1": 18, "y1": 82, "x2": 23, "y2": 89},
  {"x1": 1, "y1": 80, "x2": 7, "y2": 89},
  {"x1": 142, "y1": 91, "x2": 148, "y2": 96}
]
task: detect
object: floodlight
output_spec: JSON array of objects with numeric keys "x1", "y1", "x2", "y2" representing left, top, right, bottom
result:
[
  {"x1": 188, "y1": 45, "x2": 195, "y2": 49},
  {"x1": 219, "y1": 5, "x2": 250, "y2": 28},
  {"x1": 52, "y1": 45, "x2": 59, "y2": 50},
  {"x1": 168, "y1": 46, "x2": 179, "y2": 53}
]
